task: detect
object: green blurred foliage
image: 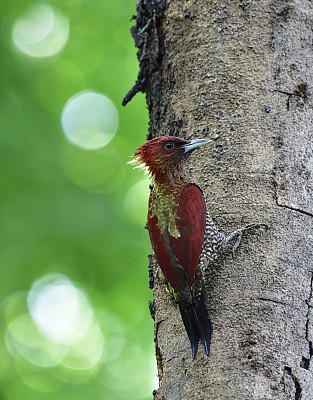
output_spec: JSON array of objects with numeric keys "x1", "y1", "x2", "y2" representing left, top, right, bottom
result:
[{"x1": 0, "y1": 0, "x2": 155, "y2": 399}]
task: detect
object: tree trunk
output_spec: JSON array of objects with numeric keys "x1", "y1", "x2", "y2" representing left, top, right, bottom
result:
[{"x1": 124, "y1": 0, "x2": 313, "y2": 398}]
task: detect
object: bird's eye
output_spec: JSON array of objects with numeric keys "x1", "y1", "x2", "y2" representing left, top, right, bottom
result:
[{"x1": 165, "y1": 142, "x2": 174, "y2": 150}]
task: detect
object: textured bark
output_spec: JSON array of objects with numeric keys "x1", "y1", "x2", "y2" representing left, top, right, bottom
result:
[{"x1": 125, "y1": 1, "x2": 313, "y2": 398}]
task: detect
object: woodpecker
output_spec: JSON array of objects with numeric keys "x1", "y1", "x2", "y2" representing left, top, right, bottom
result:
[{"x1": 130, "y1": 136, "x2": 266, "y2": 359}]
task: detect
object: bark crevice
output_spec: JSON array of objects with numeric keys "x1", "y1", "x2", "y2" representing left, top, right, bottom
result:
[
  {"x1": 155, "y1": 317, "x2": 166, "y2": 383},
  {"x1": 284, "y1": 366, "x2": 302, "y2": 400},
  {"x1": 256, "y1": 296, "x2": 287, "y2": 306},
  {"x1": 275, "y1": 200, "x2": 313, "y2": 219},
  {"x1": 301, "y1": 273, "x2": 313, "y2": 370}
]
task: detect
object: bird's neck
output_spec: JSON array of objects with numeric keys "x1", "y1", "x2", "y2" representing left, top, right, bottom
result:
[
  {"x1": 153, "y1": 175, "x2": 189, "y2": 194},
  {"x1": 152, "y1": 167, "x2": 190, "y2": 193}
]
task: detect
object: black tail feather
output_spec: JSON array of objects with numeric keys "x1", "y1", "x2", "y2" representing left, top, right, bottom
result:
[
  {"x1": 179, "y1": 293, "x2": 212, "y2": 358},
  {"x1": 192, "y1": 293, "x2": 212, "y2": 356},
  {"x1": 179, "y1": 305, "x2": 201, "y2": 358}
]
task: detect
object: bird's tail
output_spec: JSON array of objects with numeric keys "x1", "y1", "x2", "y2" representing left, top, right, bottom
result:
[{"x1": 179, "y1": 292, "x2": 212, "y2": 359}]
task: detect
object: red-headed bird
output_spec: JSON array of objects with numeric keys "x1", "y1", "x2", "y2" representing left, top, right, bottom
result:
[{"x1": 131, "y1": 136, "x2": 266, "y2": 358}]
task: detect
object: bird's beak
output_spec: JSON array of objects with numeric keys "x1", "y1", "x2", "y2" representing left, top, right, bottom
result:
[{"x1": 183, "y1": 139, "x2": 211, "y2": 153}]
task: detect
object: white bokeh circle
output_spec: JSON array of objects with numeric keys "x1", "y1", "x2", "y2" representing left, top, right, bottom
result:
[{"x1": 61, "y1": 91, "x2": 119, "y2": 149}]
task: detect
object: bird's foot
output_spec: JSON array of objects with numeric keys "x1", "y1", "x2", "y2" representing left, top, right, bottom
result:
[{"x1": 225, "y1": 223, "x2": 268, "y2": 257}]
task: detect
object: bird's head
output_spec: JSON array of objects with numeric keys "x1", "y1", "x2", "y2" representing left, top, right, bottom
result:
[{"x1": 130, "y1": 136, "x2": 210, "y2": 184}]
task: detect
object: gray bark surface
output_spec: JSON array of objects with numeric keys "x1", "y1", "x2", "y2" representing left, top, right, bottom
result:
[{"x1": 125, "y1": 1, "x2": 313, "y2": 398}]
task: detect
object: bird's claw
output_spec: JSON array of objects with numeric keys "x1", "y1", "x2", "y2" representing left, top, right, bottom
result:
[
  {"x1": 226, "y1": 222, "x2": 268, "y2": 257},
  {"x1": 232, "y1": 232, "x2": 243, "y2": 258}
]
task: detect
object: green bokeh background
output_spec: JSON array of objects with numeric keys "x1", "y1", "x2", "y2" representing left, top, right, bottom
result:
[{"x1": 0, "y1": 0, "x2": 155, "y2": 399}]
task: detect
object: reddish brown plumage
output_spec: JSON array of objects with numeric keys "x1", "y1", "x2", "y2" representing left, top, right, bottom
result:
[
  {"x1": 133, "y1": 136, "x2": 207, "y2": 290},
  {"x1": 147, "y1": 184, "x2": 206, "y2": 289}
]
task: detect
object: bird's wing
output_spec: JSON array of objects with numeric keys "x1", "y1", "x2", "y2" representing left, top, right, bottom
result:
[
  {"x1": 148, "y1": 184, "x2": 206, "y2": 290},
  {"x1": 173, "y1": 184, "x2": 206, "y2": 287}
]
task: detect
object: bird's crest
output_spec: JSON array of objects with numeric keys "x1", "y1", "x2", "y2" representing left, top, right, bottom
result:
[{"x1": 127, "y1": 157, "x2": 150, "y2": 175}]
